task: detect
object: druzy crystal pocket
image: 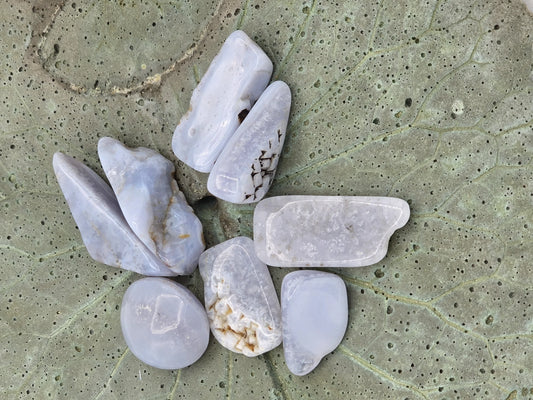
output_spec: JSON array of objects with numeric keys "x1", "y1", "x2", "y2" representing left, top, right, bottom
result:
[{"x1": 199, "y1": 237, "x2": 282, "y2": 356}]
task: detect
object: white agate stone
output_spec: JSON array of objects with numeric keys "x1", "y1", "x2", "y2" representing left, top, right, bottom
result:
[
  {"x1": 52, "y1": 152, "x2": 175, "y2": 276},
  {"x1": 281, "y1": 270, "x2": 348, "y2": 376},
  {"x1": 172, "y1": 30, "x2": 273, "y2": 172},
  {"x1": 98, "y1": 137, "x2": 205, "y2": 275},
  {"x1": 120, "y1": 277, "x2": 210, "y2": 369},
  {"x1": 207, "y1": 81, "x2": 291, "y2": 203},
  {"x1": 254, "y1": 196, "x2": 410, "y2": 267},
  {"x1": 199, "y1": 237, "x2": 282, "y2": 356}
]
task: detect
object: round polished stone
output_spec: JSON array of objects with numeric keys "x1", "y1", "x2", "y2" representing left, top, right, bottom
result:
[{"x1": 120, "y1": 277, "x2": 210, "y2": 369}]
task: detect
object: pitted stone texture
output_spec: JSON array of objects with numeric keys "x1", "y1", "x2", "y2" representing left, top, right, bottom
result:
[
  {"x1": 207, "y1": 81, "x2": 291, "y2": 203},
  {"x1": 254, "y1": 196, "x2": 410, "y2": 267},
  {"x1": 52, "y1": 152, "x2": 175, "y2": 276},
  {"x1": 281, "y1": 270, "x2": 348, "y2": 376},
  {"x1": 199, "y1": 237, "x2": 282, "y2": 356},
  {"x1": 172, "y1": 30, "x2": 273, "y2": 173},
  {"x1": 98, "y1": 137, "x2": 205, "y2": 274},
  {"x1": 120, "y1": 277, "x2": 209, "y2": 369}
]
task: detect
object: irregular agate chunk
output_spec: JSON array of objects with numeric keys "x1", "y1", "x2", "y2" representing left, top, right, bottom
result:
[
  {"x1": 254, "y1": 196, "x2": 410, "y2": 267},
  {"x1": 281, "y1": 270, "x2": 348, "y2": 376},
  {"x1": 98, "y1": 137, "x2": 205, "y2": 275},
  {"x1": 172, "y1": 30, "x2": 273, "y2": 172},
  {"x1": 207, "y1": 81, "x2": 291, "y2": 203},
  {"x1": 199, "y1": 237, "x2": 282, "y2": 356},
  {"x1": 52, "y1": 152, "x2": 175, "y2": 276},
  {"x1": 120, "y1": 277, "x2": 210, "y2": 369}
]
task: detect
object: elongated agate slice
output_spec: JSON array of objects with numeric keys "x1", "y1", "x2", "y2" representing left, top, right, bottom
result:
[
  {"x1": 282, "y1": 270, "x2": 348, "y2": 376},
  {"x1": 120, "y1": 277, "x2": 210, "y2": 369},
  {"x1": 52, "y1": 152, "x2": 175, "y2": 276},
  {"x1": 199, "y1": 237, "x2": 282, "y2": 356},
  {"x1": 254, "y1": 196, "x2": 410, "y2": 267},
  {"x1": 172, "y1": 30, "x2": 273, "y2": 173},
  {"x1": 98, "y1": 137, "x2": 205, "y2": 275},
  {"x1": 207, "y1": 81, "x2": 291, "y2": 203}
]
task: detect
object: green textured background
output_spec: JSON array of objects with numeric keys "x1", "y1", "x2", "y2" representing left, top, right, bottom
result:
[{"x1": 1, "y1": 0, "x2": 532, "y2": 399}]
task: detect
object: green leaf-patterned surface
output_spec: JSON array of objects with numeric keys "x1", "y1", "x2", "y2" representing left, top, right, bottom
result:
[{"x1": 1, "y1": 0, "x2": 532, "y2": 398}]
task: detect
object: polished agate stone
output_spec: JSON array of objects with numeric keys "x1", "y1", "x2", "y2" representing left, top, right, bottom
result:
[
  {"x1": 281, "y1": 270, "x2": 348, "y2": 375},
  {"x1": 254, "y1": 196, "x2": 410, "y2": 267},
  {"x1": 52, "y1": 152, "x2": 175, "y2": 276},
  {"x1": 120, "y1": 277, "x2": 210, "y2": 370},
  {"x1": 172, "y1": 30, "x2": 273, "y2": 172},
  {"x1": 98, "y1": 137, "x2": 205, "y2": 275},
  {"x1": 207, "y1": 81, "x2": 291, "y2": 203},
  {"x1": 199, "y1": 237, "x2": 282, "y2": 356}
]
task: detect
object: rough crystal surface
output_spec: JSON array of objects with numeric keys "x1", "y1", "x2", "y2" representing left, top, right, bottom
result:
[
  {"x1": 199, "y1": 237, "x2": 282, "y2": 356},
  {"x1": 52, "y1": 152, "x2": 175, "y2": 276},
  {"x1": 254, "y1": 195, "x2": 410, "y2": 267},
  {"x1": 98, "y1": 137, "x2": 205, "y2": 274},
  {"x1": 172, "y1": 30, "x2": 273, "y2": 172},
  {"x1": 207, "y1": 81, "x2": 291, "y2": 203},
  {"x1": 282, "y1": 270, "x2": 348, "y2": 376},
  {"x1": 120, "y1": 277, "x2": 210, "y2": 369}
]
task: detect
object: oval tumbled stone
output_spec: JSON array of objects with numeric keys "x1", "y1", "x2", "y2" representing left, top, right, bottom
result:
[
  {"x1": 282, "y1": 270, "x2": 348, "y2": 376},
  {"x1": 120, "y1": 277, "x2": 209, "y2": 370}
]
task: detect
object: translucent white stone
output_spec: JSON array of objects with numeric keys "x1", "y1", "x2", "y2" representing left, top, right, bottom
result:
[
  {"x1": 207, "y1": 81, "x2": 291, "y2": 203},
  {"x1": 254, "y1": 196, "x2": 410, "y2": 267},
  {"x1": 172, "y1": 30, "x2": 273, "y2": 173},
  {"x1": 120, "y1": 277, "x2": 210, "y2": 369},
  {"x1": 199, "y1": 237, "x2": 282, "y2": 356},
  {"x1": 281, "y1": 270, "x2": 348, "y2": 376},
  {"x1": 52, "y1": 152, "x2": 175, "y2": 276},
  {"x1": 98, "y1": 137, "x2": 205, "y2": 275}
]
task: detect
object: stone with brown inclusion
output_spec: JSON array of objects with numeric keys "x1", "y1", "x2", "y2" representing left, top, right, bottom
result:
[{"x1": 199, "y1": 237, "x2": 282, "y2": 356}]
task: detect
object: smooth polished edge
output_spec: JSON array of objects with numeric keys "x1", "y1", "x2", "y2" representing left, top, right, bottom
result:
[
  {"x1": 253, "y1": 195, "x2": 410, "y2": 268},
  {"x1": 52, "y1": 152, "x2": 176, "y2": 276},
  {"x1": 207, "y1": 81, "x2": 292, "y2": 204},
  {"x1": 172, "y1": 30, "x2": 273, "y2": 172}
]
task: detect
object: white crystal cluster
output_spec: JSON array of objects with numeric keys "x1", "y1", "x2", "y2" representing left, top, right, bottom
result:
[{"x1": 53, "y1": 30, "x2": 411, "y2": 376}]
